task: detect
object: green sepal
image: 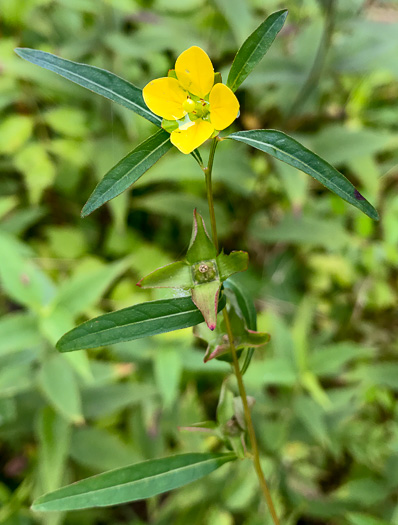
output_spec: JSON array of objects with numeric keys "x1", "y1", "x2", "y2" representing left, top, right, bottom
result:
[
  {"x1": 191, "y1": 281, "x2": 222, "y2": 331},
  {"x1": 137, "y1": 261, "x2": 192, "y2": 289},
  {"x1": 167, "y1": 69, "x2": 178, "y2": 79},
  {"x1": 216, "y1": 381, "x2": 234, "y2": 426},
  {"x1": 186, "y1": 209, "x2": 217, "y2": 264},
  {"x1": 214, "y1": 72, "x2": 222, "y2": 85},
  {"x1": 179, "y1": 421, "x2": 219, "y2": 435},
  {"x1": 217, "y1": 251, "x2": 249, "y2": 281},
  {"x1": 162, "y1": 118, "x2": 179, "y2": 133}
]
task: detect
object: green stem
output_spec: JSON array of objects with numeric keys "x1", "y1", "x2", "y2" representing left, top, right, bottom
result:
[
  {"x1": 203, "y1": 137, "x2": 219, "y2": 252},
  {"x1": 203, "y1": 137, "x2": 280, "y2": 525},
  {"x1": 223, "y1": 310, "x2": 280, "y2": 525}
]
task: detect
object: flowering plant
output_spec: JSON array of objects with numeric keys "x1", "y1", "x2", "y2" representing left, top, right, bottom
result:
[{"x1": 15, "y1": 8, "x2": 378, "y2": 523}]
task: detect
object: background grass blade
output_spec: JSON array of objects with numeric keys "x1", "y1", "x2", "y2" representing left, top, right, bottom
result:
[
  {"x1": 57, "y1": 295, "x2": 226, "y2": 352},
  {"x1": 227, "y1": 9, "x2": 288, "y2": 92},
  {"x1": 32, "y1": 453, "x2": 236, "y2": 511},
  {"x1": 228, "y1": 130, "x2": 379, "y2": 220},
  {"x1": 14, "y1": 48, "x2": 161, "y2": 125},
  {"x1": 81, "y1": 129, "x2": 172, "y2": 216}
]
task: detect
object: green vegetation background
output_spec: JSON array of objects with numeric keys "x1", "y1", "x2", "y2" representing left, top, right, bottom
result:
[{"x1": 1, "y1": 0, "x2": 398, "y2": 524}]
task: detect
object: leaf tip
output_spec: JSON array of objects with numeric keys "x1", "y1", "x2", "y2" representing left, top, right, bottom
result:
[
  {"x1": 55, "y1": 337, "x2": 68, "y2": 353},
  {"x1": 80, "y1": 202, "x2": 92, "y2": 218},
  {"x1": 370, "y1": 208, "x2": 380, "y2": 221}
]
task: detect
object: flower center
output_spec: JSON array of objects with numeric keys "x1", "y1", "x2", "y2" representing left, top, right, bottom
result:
[
  {"x1": 182, "y1": 98, "x2": 196, "y2": 113},
  {"x1": 182, "y1": 97, "x2": 210, "y2": 119},
  {"x1": 191, "y1": 259, "x2": 218, "y2": 284}
]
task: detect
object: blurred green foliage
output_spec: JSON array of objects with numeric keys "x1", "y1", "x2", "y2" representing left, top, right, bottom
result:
[{"x1": 1, "y1": 0, "x2": 398, "y2": 523}]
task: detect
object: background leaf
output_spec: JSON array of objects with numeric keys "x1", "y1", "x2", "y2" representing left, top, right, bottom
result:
[{"x1": 38, "y1": 354, "x2": 84, "y2": 424}]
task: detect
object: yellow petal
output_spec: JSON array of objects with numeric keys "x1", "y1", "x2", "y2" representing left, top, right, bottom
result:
[
  {"x1": 209, "y1": 83, "x2": 240, "y2": 130},
  {"x1": 170, "y1": 119, "x2": 214, "y2": 154},
  {"x1": 143, "y1": 77, "x2": 187, "y2": 120},
  {"x1": 175, "y1": 46, "x2": 214, "y2": 99}
]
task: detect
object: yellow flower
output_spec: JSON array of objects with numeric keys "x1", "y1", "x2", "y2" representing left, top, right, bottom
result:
[{"x1": 143, "y1": 46, "x2": 240, "y2": 154}]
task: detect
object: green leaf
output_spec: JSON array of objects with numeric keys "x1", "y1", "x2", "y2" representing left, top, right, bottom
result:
[
  {"x1": 213, "y1": 0, "x2": 253, "y2": 45},
  {"x1": 228, "y1": 130, "x2": 379, "y2": 220},
  {"x1": 14, "y1": 48, "x2": 160, "y2": 126},
  {"x1": 38, "y1": 355, "x2": 84, "y2": 424},
  {"x1": 37, "y1": 407, "x2": 71, "y2": 493},
  {"x1": 51, "y1": 259, "x2": 130, "y2": 317},
  {"x1": 216, "y1": 251, "x2": 248, "y2": 281},
  {"x1": 137, "y1": 261, "x2": 192, "y2": 289},
  {"x1": 70, "y1": 427, "x2": 140, "y2": 472},
  {"x1": 0, "y1": 312, "x2": 40, "y2": 355},
  {"x1": 82, "y1": 383, "x2": 158, "y2": 419},
  {"x1": 0, "y1": 231, "x2": 55, "y2": 310},
  {"x1": 250, "y1": 212, "x2": 350, "y2": 248},
  {"x1": 57, "y1": 295, "x2": 226, "y2": 352},
  {"x1": 224, "y1": 277, "x2": 256, "y2": 331},
  {"x1": 32, "y1": 452, "x2": 236, "y2": 511},
  {"x1": 346, "y1": 512, "x2": 392, "y2": 525},
  {"x1": 153, "y1": 347, "x2": 183, "y2": 408},
  {"x1": 224, "y1": 277, "x2": 257, "y2": 374},
  {"x1": 0, "y1": 115, "x2": 33, "y2": 154},
  {"x1": 227, "y1": 9, "x2": 288, "y2": 92},
  {"x1": 81, "y1": 130, "x2": 172, "y2": 216},
  {"x1": 186, "y1": 209, "x2": 217, "y2": 264}
]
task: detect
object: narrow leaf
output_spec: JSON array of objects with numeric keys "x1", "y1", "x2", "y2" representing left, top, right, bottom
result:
[
  {"x1": 224, "y1": 277, "x2": 258, "y2": 375},
  {"x1": 82, "y1": 130, "x2": 172, "y2": 216},
  {"x1": 224, "y1": 277, "x2": 256, "y2": 331},
  {"x1": 14, "y1": 48, "x2": 161, "y2": 126},
  {"x1": 52, "y1": 259, "x2": 130, "y2": 316},
  {"x1": 32, "y1": 453, "x2": 236, "y2": 511},
  {"x1": 57, "y1": 295, "x2": 226, "y2": 352},
  {"x1": 227, "y1": 9, "x2": 288, "y2": 92},
  {"x1": 137, "y1": 261, "x2": 192, "y2": 289},
  {"x1": 38, "y1": 355, "x2": 84, "y2": 424},
  {"x1": 228, "y1": 130, "x2": 379, "y2": 220},
  {"x1": 216, "y1": 251, "x2": 248, "y2": 281}
]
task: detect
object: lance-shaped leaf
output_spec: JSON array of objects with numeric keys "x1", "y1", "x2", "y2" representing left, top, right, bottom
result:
[
  {"x1": 138, "y1": 210, "x2": 248, "y2": 331},
  {"x1": 186, "y1": 209, "x2": 217, "y2": 263},
  {"x1": 137, "y1": 262, "x2": 192, "y2": 289},
  {"x1": 228, "y1": 130, "x2": 379, "y2": 220},
  {"x1": 81, "y1": 129, "x2": 172, "y2": 217},
  {"x1": 57, "y1": 295, "x2": 226, "y2": 352},
  {"x1": 14, "y1": 48, "x2": 161, "y2": 125},
  {"x1": 32, "y1": 452, "x2": 236, "y2": 512},
  {"x1": 217, "y1": 252, "x2": 248, "y2": 281},
  {"x1": 227, "y1": 9, "x2": 288, "y2": 92},
  {"x1": 194, "y1": 304, "x2": 270, "y2": 362}
]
